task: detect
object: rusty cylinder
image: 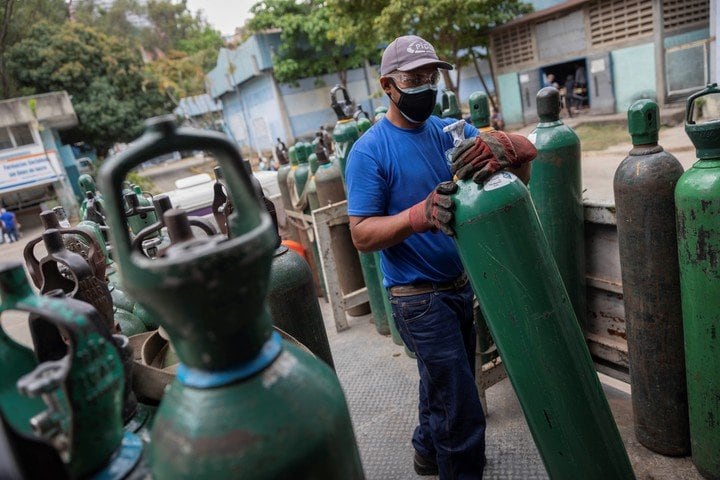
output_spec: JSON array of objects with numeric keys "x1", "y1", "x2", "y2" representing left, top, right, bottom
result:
[
  {"x1": 614, "y1": 99, "x2": 689, "y2": 456},
  {"x1": 314, "y1": 145, "x2": 370, "y2": 316}
]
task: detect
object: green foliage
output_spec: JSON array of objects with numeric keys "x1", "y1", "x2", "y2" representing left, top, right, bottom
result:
[
  {"x1": 72, "y1": 0, "x2": 222, "y2": 95},
  {"x1": 0, "y1": 0, "x2": 68, "y2": 98},
  {"x1": 7, "y1": 21, "x2": 169, "y2": 153},
  {"x1": 247, "y1": 0, "x2": 367, "y2": 86},
  {"x1": 328, "y1": 0, "x2": 532, "y2": 94}
]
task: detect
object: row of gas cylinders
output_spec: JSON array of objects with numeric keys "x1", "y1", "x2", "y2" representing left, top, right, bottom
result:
[
  {"x1": 0, "y1": 115, "x2": 364, "y2": 478},
  {"x1": 274, "y1": 80, "x2": 720, "y2": 480},
  {"x1": 510, "y1": 84, "x2": 720, "y2": 479},
  {"x1": 1, "y1": 78, "x2": 718, "y2": 480}
]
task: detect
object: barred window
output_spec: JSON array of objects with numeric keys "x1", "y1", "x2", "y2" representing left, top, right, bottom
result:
[
  {"x1": 589, "y1": 0, "x2": 654, "y2": 47},
  {"x1": 663, "y1": 0, "x2": 709, "y2": 32},
  {"x1": 493, "y1": 24, "x2": 535, "y2": 70}
]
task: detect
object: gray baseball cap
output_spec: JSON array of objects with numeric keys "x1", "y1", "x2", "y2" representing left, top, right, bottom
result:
[{"x1": 380, "y1": 35, "x2": 453, "y2": 75}]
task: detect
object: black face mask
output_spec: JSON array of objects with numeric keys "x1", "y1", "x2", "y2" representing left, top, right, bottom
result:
[{"x1": 389, "y1": 81, "x2": 438, "y2": 124}]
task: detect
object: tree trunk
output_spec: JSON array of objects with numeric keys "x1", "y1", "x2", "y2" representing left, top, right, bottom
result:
[
  {"x1": 441, "y1": 69, "x2": 458, "y2": 98},
  {"x1": 338, "y1": 69, "x2": 348, "y2": 90},
  {"x1": 0, "y1": 0, "x2": 16, "y2": 98},
  {"x1": 470, "y1": 48, "x2": 498, "y2": 111}
]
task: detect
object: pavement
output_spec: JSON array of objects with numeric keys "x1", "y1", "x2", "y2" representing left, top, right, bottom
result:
[{"x1": 0, "y1": 106, "x2": 705, "y2": 479}]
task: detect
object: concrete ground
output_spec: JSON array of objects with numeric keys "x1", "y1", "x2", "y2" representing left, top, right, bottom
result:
[{"x1": 0, "y1": 107, "x2": 704, "y2": 478}]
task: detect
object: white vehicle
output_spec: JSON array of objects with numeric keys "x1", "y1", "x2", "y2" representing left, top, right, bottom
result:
[
  {"x1": 165, "y1": 173, "x2": 214, "y2": 216},
  {"x1": 164, "y1": 170, "x2": 279, "y2": 217}
]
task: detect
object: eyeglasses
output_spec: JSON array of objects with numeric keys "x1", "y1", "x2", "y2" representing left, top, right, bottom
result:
[{"x1": 385, "y1": 70, "x2": 441, "y2": 88}]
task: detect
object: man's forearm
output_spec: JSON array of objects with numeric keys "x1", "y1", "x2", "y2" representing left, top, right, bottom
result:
[{"x1": 349, "y1": 212, "x2": 415, "y2": 252}]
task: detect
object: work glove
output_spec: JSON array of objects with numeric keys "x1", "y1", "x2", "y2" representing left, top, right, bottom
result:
[
  {"x1": 408, "y1": 181, "x2": 458, "y2": 236},
  {"x1": 451, "y1": 131, "x2": 536, "y2": 183}
]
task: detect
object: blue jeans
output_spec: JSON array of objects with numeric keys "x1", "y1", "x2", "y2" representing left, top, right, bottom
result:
[{"x1": 389, "y1": 282, "x2": 486, "y2": 480}]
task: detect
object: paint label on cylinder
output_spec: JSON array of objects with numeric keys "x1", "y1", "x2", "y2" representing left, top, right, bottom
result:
[
  {"x1": 528, "y1": 131, "x2": 537, "y2": 145},
  {"x1": 483, "y1": 171, "x2": 517, "y2": 191}
]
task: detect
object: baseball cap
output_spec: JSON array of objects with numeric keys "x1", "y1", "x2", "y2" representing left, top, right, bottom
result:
[{"x1": 380, "y1": 35, "x2": 453, "y2": 75}]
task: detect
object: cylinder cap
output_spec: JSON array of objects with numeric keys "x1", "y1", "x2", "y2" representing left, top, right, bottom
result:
[
  {"x1": 469, "y1": 91, "x2": 490, "y2": 127},
  {"x1": 627, "y1": 99, "x2": 659, "y2": 145},
  {"x1": 537, "y1": 87, "x2": 561, "y2": 120}
]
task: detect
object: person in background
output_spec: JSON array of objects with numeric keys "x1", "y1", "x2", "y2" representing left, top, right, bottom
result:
[
  {"x1": 346, "y1": 34, "x2": 536, "y2": 480},
  {"x1": 0, "y1": 209, "x2": 18, "y2": 243},
  {"x1": 491, "y1": 108, "x2": 505, "y2": 131}
]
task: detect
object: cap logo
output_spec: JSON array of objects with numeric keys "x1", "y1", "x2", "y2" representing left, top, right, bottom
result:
[{"x1": 406, "y1": 40, "x2": 434, "y2": 54}]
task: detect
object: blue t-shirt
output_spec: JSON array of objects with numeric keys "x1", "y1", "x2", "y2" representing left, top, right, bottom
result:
[
  {"x1": 0, "y1": 212, "x2": 15, "y2": 229},
  {"x1": 346, "y1": 115, "x2": 477, "y2": 287}
]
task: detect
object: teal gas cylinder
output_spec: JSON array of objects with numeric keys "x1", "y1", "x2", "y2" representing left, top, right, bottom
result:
[
  {"x1": 452, "y1": 172, "x2": 635, "y2": 479},
  {"x1": 0, "y1": 263, "x2": 144, "y2": 479},
  {"x1": 614, "y1": 99, "x2": 689, "y2": 456},
  {"x1": 291, "y1": 141, "x2": 326, "y2": 299},
  {"x1": 98, "y1": 116, "x2": 364, "y2": 480},
  {"x1": 331, "y1": 85, "x2": 360, "y2": 175},
  {"x1": 354, "y1": 106, "x2": 372, "y2": 134},
  {"x1": 528, "y1": 87, "x2": 586, "y2": 326},
  {"x1": 675, "y1": 84, "x2": 720, "y2": 479},
  {"x1": 268, "y1": 244, "x2": 334, "y2": 369},
  {"x1": 441, "y1": 90, "x2": 462, "y2": 119},
  {"x1": 468, "y1": 91, "x2": 491, "y2": 130},
  {"x1": 78, "y1": 173, "x2": 103, "y2": 220}
]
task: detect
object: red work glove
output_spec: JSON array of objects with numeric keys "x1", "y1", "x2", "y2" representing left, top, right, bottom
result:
[
  {"x1": 451, "y1": 131, "x2": 536, "y2": 183},
  {"x1": 407, "y1": 181, "x2": 458, "y2": 236}
]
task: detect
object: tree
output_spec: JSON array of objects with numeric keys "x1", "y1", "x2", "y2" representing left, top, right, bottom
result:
[
  {"x1": 72, "y1": 0, "x2": 222, "y2": 94},
  {"x1": 0, "y1": 0, "x2": 68, "y2": 98},
  {"x1": 7, "y1": 21, "x2": 169, "y2": 153},
  {"x1": 334, "y1": 0, "x2": 533, "y2": 96},
  {"x1": 247, "y1": 0, "x2": 367, "y2": 88}
]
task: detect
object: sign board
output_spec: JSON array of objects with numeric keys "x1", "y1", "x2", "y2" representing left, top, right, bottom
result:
[{"x1": 0, "y1": 153, "x2": 59, "y2": 193}]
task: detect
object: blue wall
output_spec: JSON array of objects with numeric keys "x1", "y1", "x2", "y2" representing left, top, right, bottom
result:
[
  {"x1": 222, "y1": 74, "x2": 284, "y2": 152},
  {"x1": 497, "y1": 73, "x2": 523, "y2": 125},
  {"x1": 611, "y1": 43, "x2": 656, "y2": 113}
]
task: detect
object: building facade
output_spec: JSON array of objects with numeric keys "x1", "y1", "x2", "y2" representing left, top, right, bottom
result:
[
  {"x1": 490, "y1": 0, "x2": 711, "y2": 126},
  {"x1": 0, "y1": 92, "x2": 81, "y2": 215}
]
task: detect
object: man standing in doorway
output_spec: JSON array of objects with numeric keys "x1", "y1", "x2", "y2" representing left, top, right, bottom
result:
[{"x1": 346, "y1": 35, "x2": 536, "y2": 479}]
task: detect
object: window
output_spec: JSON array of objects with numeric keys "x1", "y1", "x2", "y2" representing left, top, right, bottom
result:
[
  {"x1": 588, "y1": 0, "x2": 654, "y2": 47},
  {"x1": 492, "y1": 24, "x2": 535, "y2": 70},
  {"x1": 0, "y1": 128, "x2": 12, "y2": 151},
  {"x1": 10, "y1": 125, "x2": 35, "y2": 147},
  {"x1": 663, "y1": 0, "x2": 709, "y2": 32},
  {"x1": 0, "y1": 124, "x2": 37, "y2": 151}
]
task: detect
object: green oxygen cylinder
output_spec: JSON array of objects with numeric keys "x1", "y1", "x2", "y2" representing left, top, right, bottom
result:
[
  {"x1": 307, "y1": 150, "x2": 320, "y2": 212},
  {"x1": 432, "y1": 102, "x2": 442, "y2": 117},
  {"x1": 614, "y1": 99, "x2": 689, "y2": 456},
  {"x1": 292, "y1": 142, "x2": 326, "y2": 299},
  {"x1": 675, "y1": 83, "x2": 720, "y2": 479},
  {"x1": 373, "y1": 105, "x2": 388, "y2": 122},
  {"x1": 441, "y1": 90, "x2": 462, "y2": 119},
  {"x1": 330, "y1": 85, "x2": 360, "y2": 175},
  {"x1": 468, "y1": 91, "x2": 491, "y2": 130},
  {"x1": 268, "y1": 243, "x2": 334, "y2": 369},
  {"x1": 354, "y1": 106, "x2": 372, "y2": 134},
  {"x1": 0, "y1": 263, "x2": 145, "y2": 479},
  {"x1": 98, "y1": 116, "x2": 364, "y2": 480},
  {"x1": 528, "y1": 87, "x2": 586, "y2": 327},
  {"x1": 452, "y1": 171, "x2": 635, "y2": 479},
  {"x1": 78, "y1": 173, "x2": 101, "y2": 220},
  {"x1": 331, "y1": 84, "x2": 390, "y2": 333},
  {"x1": 276, "y1": 139, "x2": 301, "y2": 242},
  {"x1": 314, "y1": 143, "x2": 370, "y2": 318}
]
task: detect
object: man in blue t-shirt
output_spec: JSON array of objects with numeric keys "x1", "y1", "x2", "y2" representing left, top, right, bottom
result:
[
  {"x1": 0, "y1": 209, "x2": 18, "y2": 243},
  {"x1": 346, "y1": 35, "x2": 535, "y2": 479}
]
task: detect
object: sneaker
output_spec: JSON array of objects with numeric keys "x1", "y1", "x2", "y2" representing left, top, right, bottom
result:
[{"x1": 413, "y1": 452, "x2": 438, "y2": 476}]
